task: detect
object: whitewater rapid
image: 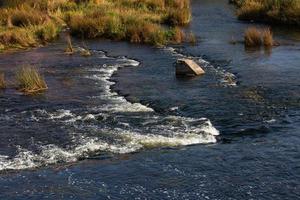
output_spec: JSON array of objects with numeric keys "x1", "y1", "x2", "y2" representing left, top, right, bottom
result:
[{"x1": 0, "y1": 49, "x2": 219, "y2": 171}]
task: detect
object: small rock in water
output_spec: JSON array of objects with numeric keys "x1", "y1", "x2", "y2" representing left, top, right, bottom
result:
[{"x1": 175, "y1": 58, "x2": 205, "y2": 76}]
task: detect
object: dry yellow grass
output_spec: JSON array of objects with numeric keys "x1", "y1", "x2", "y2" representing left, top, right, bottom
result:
[
  {"x1": 16, "y1": 65, "x2": 47, "y2": 94},
  {"x1": 186, "y1": 32, "x2": 197, "y2": 45},
  {"x1": 171, "y1": 27, "x2": 185, "y2": 44},
  {"x1": 232, "y1": 0, "x2": 300, "y2": 26},
  {"x1": 0, "y1": 28, "x2": 36, "y2": 48},
  {"x1": 64, "y1": 34, "x2": 74, "y2": 54},
  {"x1": 262, "y1": 28, "x2": 273, "y2": 47},
  {"x1": 0, "y1": 72, "x2": 6, "y2": 89},
  {"x1": 244, "y1": 27, "x2": 262, "y2": 47},
  {"x1": 236, "y1": 0, "x2": 265, "y2": 20},
  {"x1": 244, "y1": 27, "x2": 274, "y2": 48},
  {"x1": 0, "y1": 0, "x2": 193, "y2": 50}
]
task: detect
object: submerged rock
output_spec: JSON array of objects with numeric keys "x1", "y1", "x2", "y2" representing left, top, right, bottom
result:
[{"x1": 175, "y1": 58, "x2": 205, "y2": 76}]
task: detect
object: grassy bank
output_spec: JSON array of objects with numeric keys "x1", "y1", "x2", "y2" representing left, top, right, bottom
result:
[
  {"x1": 230, "y1": 0, "x2": 300, "y2": 26},
  {"x1": 0, "y1": 0, "x2": 193, "y2": 52}
]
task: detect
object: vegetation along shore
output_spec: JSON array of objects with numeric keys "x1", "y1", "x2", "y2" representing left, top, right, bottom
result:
[
  {"x1": 0, "y1": 0, "x2": 194, "y2": 52},
  {"x1": 230, "y1": 0, "x2": 300, "y2": 26}
]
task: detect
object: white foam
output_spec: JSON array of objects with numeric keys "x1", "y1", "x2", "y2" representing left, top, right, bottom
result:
[
  {"x1": 0, "y1": 52, "x2": 219, "y2": 171},
  {"x1": 265, "y1": 119, "x2": 276, "y2": 124},
  {"x1": 86, "y1": 60, "x2": 154, "y2": 113},
  {"x1": 0, "y1": 119, "x2": 218, "y2": 170},
  {"x1": 48, "y1": 109, "x2": 74, "y2": 119},
  {"x1": 164, "y1": 47, "x2": 237, "y2": 87}
]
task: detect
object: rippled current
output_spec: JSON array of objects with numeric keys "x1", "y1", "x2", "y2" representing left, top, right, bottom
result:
[{"x1": 0, "y1": 0, "x2": 299, "y2": 199}]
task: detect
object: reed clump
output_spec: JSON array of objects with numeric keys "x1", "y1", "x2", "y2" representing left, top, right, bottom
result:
[
  {"x1": 186, "y1": 32, "x2": 197, "y2": 45},
  {"x1": 0, "y1": 72, "x2": 6, "y2": 89},
  {"x1": 231, "y1": 0, "x2": 300, "y2": 26},
  {"x1": 64, "y1": 35, "x2": 74, "y2": 54},
  {"x1": 164, "y1": 5, "x2": 191, "y2": 26},
  {"x1": 244, "y1": 27, "x2": 262, "y2": 47},
  {"x1": 262, "y1": 28, "x2": 273, "y2": 47},
  {"x1": 244, "y1": 27, "x2": 274, "y2": 48},
  {"x1": 16, "y1": 65, "x2": 47, "y2": 94}
]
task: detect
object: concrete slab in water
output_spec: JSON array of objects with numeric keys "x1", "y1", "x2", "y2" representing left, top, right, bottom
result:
[{"x1": 175, "y1": 58, "x2": 205, "y2": 76}]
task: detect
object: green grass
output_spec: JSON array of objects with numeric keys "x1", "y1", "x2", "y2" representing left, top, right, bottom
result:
[
  {"x1": 16, "y1": 65, "x2": 48, "y2": 94},
  {"x1": 231, "y1": 0, "x2": 300, "y2": 26},
  {"x1": 0, "y1": 0, "x2": 193, "y2": 51}
]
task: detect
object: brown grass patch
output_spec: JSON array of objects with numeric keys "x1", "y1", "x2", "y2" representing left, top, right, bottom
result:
[
  {"x1": 244, "y1": 27, "x2": 262, "y2": 47},
  {"x1": 262, "y1": 28, "x2": 273, "y2": 47},
  {"x1": 171, "y1": 27, "x2": 185, "y2": 44},
  {"x1": 186, "y1": 32, "x2": 197, "y2": 45},
  {"x1": 244, "y1": 27, "x2": 274, "y2": 48},
  {"x1": 0, "y1": 0, "x2": 193, "y2": 51},
  {"x1": 16, "y1": 65, "x2": 47, "y2": 94},
  {"x1": 233, "y1": 0, "x2": 300, "y2": 26},
  {"x1": 0, "y1": 72, "x2": 6, "y2": 89},
  {"x1": 64, "y1": 34, "x2": 74, "y2": 54}
]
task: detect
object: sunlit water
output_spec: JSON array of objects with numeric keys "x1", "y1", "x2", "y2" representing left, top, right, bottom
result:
[{"x1": 0, "y1": 0, "x2": 299, "y2": 199}]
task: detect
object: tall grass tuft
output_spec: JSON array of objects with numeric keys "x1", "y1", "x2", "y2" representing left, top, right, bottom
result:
[
  {"x1": 244, "y1": 27, "x2": 274, "y2": 48},
  {"x1": 35, "y1": 21, "x2": 60, "y2": 43},
  {"x1": 244, "y1": 27, "x2": 262, "y2": 47},
  {"x1": 16, "y1": 65, "x2": 47, "y2": 94},
  {"x1": 169, "y1": 27, "x2": 185, "y2": 44},
  {"x1": 165, "y1": 8, "x2": 191, "y2": 26},
  {"x1": 262, "y1": 28, "x2": 273, "y2": 47},
  {"x1": 0, "y1": 28, "x2": 37, "y2": 48},
  {"x1": 0, "y1": 72, "x2": 6, "y2": 89},
  {"x1": 65, "y1": 34, "x2": 74, "y2": 54},
  {"x1": 186, "y1": 32, "x2": 197, "y2": 45}
]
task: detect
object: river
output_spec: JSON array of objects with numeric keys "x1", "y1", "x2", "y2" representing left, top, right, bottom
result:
[{"x1": 0, "y1": 0, "x2": 299, "y2": 199}]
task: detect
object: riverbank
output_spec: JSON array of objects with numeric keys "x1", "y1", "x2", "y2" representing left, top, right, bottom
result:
[
  {"x1": 0, "y1": 0, "x2": 192, "y2": 52},
  {"x1": 230, "y1": 0, "x2": 300, "y2": 26}
]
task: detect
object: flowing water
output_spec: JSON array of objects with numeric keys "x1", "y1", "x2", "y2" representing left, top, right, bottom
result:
[{"x1": 0, "y1": 0, "x2": 299, "y2": 199}]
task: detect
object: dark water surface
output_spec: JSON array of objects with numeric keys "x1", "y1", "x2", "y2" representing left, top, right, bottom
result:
[{"x1": 0, "y1": 0, "x2": 299, "y2": 199}]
